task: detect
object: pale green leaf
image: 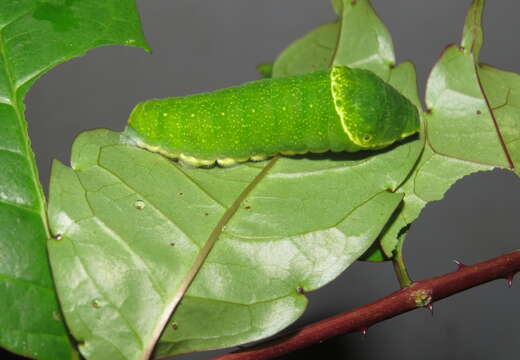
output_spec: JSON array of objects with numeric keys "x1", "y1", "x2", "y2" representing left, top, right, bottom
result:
[
  {"x1": 273, "y1": 0, "x2": 396, "y2": 81},
  {"x1": 377, "y1": 0, "x2": 519, "y2": 258},
  {"x1": 331, "y1": 0, "x2": 343, "y2": 16},
  {"x1": 333, "y1": 0, "x2": 395, "y2": 80},
  {"x1": 272, "y1": 22, "x2": 339, "y2": 78},
  {"x1": 48, "y1": 128, "x2": 420, "y2": 359},
  {"x1": 46, "y1": 1, "x2": 424, "y2": 357},
  {"x1": 461, "y1": 0, "x2": 484, "y2": 60},
  {"x1": 479, "y1": 64, "x2": 520, "y2": 176},
  {"x1": 425, "y1": 45, "x2": 509, "y2": 167}
]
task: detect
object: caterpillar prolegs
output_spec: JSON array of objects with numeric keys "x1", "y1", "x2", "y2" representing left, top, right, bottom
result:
[{"x1": 125, "y1": 66, "x2": 420, "y2": 167}]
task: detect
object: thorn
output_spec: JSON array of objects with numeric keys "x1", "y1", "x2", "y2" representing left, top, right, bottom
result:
[
  {"x1": 171, "y1": 322, "x2": 178, "y2": 330},
  {"x1": 360, "y1": 327, "x2": 368, "y2": 338},
  {"x1": 453, "y1": 260, "x2": 467, "y2": 270},
  {"x1": 296, "y1": 286, "x2": 305, "y2": 294},
  {"x1": 427, "y1": 303, "x2": 434, "y2": 316},
  {"x1": 505, "y1": 273, "x2": 515, "y2": 288}
]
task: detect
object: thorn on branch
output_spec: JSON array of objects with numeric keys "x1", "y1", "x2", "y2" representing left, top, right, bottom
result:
[
  {"x1": 210, "y1": 251, "x2": 520, "y2": 360},
  {"x1": 453, "y1": 259, "x2": 467, "y2": 270},
  {"x1": 427, "y1": 303, "x2": 434, "y2": 316}
]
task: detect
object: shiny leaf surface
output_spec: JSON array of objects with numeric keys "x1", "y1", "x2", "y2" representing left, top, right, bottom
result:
[{"x1": 0, "y1": 0, "x2": 148, "y2": 358}]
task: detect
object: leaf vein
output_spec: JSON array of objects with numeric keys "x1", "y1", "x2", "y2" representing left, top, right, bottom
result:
[
  {"x1": 94, "y1": 163, "x2": 201, "y2": 250},
  {"x1": 0, "y1": 272, "x2": 52, "y2": 291},
  {"x1": 66, "y1": 236, "x2": 145, "y2": 350}
]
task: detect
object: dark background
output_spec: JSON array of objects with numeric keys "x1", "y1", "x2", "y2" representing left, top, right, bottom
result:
[{"x1": 21, "y1": 1, "x2": 520, "y2": 359}]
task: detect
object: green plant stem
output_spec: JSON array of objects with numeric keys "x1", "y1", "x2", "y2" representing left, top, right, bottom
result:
[
  {"x1": 392, "y1": 247, "x2": 413, "y2": 288},
  {"x1": 211, "y1": 250, "x2": 520, "y2": 360}
]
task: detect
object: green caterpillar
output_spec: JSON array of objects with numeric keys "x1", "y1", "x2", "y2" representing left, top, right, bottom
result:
[{"x1": 125, "y1": 66, "x2": 420, "y2": 167}]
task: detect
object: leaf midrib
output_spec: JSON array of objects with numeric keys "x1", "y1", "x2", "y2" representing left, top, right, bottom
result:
[
  {"x1": 142, "y1": 157, "x2": 280, "y2": 360},
  {"x1": 0, "y1": 22, "x2": 48, "y2": 225}
]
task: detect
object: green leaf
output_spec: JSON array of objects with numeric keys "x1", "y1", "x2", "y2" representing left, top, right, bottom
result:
[
  {"x1": 48, "y1": 129, "x2": 417, "y2": 359},
  {"x1": 461, "y1": 0, "x2": 484, "y2": 60},
  {"x1": 272, "y1": 22, "x2": 340, "y2": 78},
  {"x1": 272, "y1": 0, "x2": 423, "y2": 261},
  {"x1": 331, "y1": 0, "x2": 343, "y2": 16},
  {"x1": 332, "y1": 0, "x2": 395, "y2": 80},
  {"x1": 0, "y1": 0, "x2": 149, "y2": 358},
  {"x1": 377, "y1": 0, "x2": 520, "y2": 259},
  {"x1": 47, "y1": 1, "x2": 423, "y2": 357},
  {"x1": 272, "y1": 0, "x2": 516, "y2": 262},
  {"x1": 479, "y1": 64, "x2": 520, "y2": 176},
  {"x1": 425, "y1": 46, "x2": 509, "y2": 167},
  {"x1": 273, "y1": 0, "x2": 395, "y2": 81},
  {"x1": 360, "y1": 61, "x2": 425, "y2": 262}
]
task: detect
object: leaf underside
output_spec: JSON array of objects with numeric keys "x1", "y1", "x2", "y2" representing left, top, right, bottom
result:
[
  {"x1": 0, "y1": 0, "x2": 148, "y2": 359},
  {"x1": 45, "y1": 0, "x2": 520, "y2": 359},
  {"x1": 46, "y1": 1, "x2": 425, "y2": 358},
  {"x1": 377, "y1": 0, "x2": 520, "y2": 259},
  {"x1": 275, "y1": 0, "x2": 519, "y2": 262},
  {"x1": 48, "y1": 128, "x2": 418, "y2": 359}
]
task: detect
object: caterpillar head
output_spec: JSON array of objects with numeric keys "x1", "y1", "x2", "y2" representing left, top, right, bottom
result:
[{"x1": 330, "y1": 66, "x2": 420, "y2": 149}]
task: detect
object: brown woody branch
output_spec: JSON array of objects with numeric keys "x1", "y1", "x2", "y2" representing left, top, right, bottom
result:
[{"x1": 211, "y1": 250, "x2": 520, "y2": 360}]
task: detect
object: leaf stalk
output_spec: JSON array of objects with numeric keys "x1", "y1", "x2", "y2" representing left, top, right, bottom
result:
[{"x1": 391, "y1": 244, "x2": 413, "y2": 288}]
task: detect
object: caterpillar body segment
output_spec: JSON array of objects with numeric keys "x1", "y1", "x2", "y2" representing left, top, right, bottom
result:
[{"x1": 126, "y1": 66, "x2": 420, "y2": 167}]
